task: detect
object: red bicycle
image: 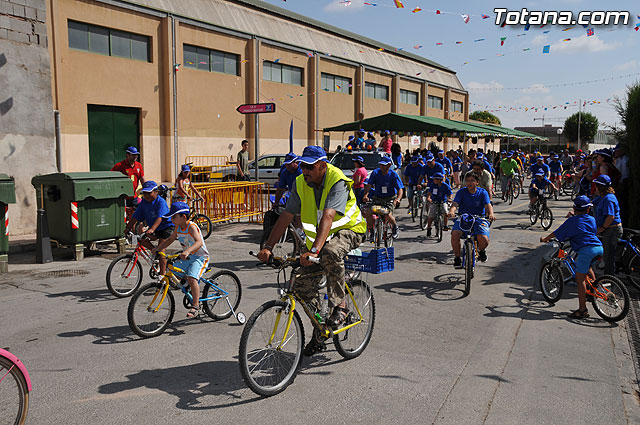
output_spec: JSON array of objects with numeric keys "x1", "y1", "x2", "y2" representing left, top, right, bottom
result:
[
  {"x1": 0, "y1": 347, "x2": 31, "y2": 425},
  {"x1": 106, "y1": 233, "x2": 161, "y2": 298}
]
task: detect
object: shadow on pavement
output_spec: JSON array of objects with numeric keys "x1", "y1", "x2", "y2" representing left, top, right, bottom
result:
[
  {"x1": 229, "y1": 227, "x2": 263, "y2": 247},
  {"x1": 376, "y1": 273, "x2": 466, "y2": 301},
  {"x1": 46, "y1": 288, "x2": 116, "y2": 303},
  {"x1": 475, "y1": 374, "x2": 511, "y2": 383}
]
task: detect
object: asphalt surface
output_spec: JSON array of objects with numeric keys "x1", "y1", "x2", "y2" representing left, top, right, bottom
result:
[{"x1": 1, "y1": 189, "x2": 639, "y2": 424}]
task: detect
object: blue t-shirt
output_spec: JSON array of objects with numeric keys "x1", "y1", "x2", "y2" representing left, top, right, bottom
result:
[
  {"x1": 594, "y1": 193, "x2": 621, "y2": 227},
  {"x1": 403, "y1": 164, "x2": 423, "y2": 185},
  {"x1": 427, "y1": 182, "x2": 452, "y2": 203},
  {"x1": 553, "y1": 214, "x2": 602, "y2": 252},
  {"x1": 482, "y1": 159, "x2": 494, "y2": 174},
  {"x1": 132, "y1": 196, "x2": 173, "y2": 230},
  {"x1": 392, "y1": 153, "x2": 403, "y2": 168},
  {"x1": 364, "y1": 138, "x2": 376, "y2": 147},
  {"x1": 530, "y1": 177, "x2": 552, "y2": 190},
  {"x1": 368, "y1": 168, "x2": 404, "y2": 198},
  {"x1": 453, "y1": 187, "x2": 491, "y2": 216},
  {"x1": 421, "y1": 162, "x2": 446, "y2": 183},
  {"x1": 530, "y1": 163, "x2": 550, "y2": 176},
  {"x1": 275, "y1": 165, "x2": 302, "y2": 190},
  {"x1": 549, "y1": 161, "x2": 562, "y2": 174},
  {"x1": 356, "y1": 137, "x2": 365, "y2": 148},
  {"x1": 436, "y1": 157, "x2": 453, "y2": 173},
  {"x1": 452, "y1": 156, "x2": 463, "y2": 172}
]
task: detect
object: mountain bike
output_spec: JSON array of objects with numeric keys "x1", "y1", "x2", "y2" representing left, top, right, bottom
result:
[
  {"x1": 239, "y1": 252, "x2": 375, "y2": 396},
  {"x1": 260, "y1": 204, "x2": 304, "y2": 259},
  {"x1": 419, "y1": 192, "x2": 429, "y2": 230},
  {"x1": 512, "y1": 174, "x2": 522, "y2": 199},
  {"x1": 368, "y1": 202, "x2": 393, "y2": 248},
  {"x1": 106, "y1": 233, "x2": 161, "y2": 298},
  {"x1": 529, "y1": 194, "x2": 553, "y2": 230},
  {"x1": 0, "y1": 348, "x2": 31, "y2": 425},
  {"x1": 561, "y1": 171, "x2": 575, "y2": 196},
  {"x1": 615, "y1": 228, "x2": 640, "y2": 291},
  {"x1": 454, "y1": 214, "x2": 491, "y2": 297},
  {"x1": 431, "y1": 201, "x2": 447, "y2": 243},
  {"x1": 408, "y1": 185, "x2": 421, "y2": 223},
  {"x1": 539, "y1": 239, "x2": 629, "y2": 322},
  {"x1": 128, "y1": 252, "x2": 244, "y2": 338}
]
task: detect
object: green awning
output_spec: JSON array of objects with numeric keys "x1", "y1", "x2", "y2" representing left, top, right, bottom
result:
[{"x1": 322, "y1": 113, "x2": 547, "y2": 140}]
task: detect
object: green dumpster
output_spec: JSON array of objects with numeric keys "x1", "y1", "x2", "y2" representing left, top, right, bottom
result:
[
  {"x1": 0, "y1": 174, "x2": 16, "y2": 264},
  {"x1": 31, "y1": 172, "x2": 131, "y2": 246}
]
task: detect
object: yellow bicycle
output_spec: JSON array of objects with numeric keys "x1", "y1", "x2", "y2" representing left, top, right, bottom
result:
[{"x1": 239, "y1": 252, "x2": 375, "y2": 396}]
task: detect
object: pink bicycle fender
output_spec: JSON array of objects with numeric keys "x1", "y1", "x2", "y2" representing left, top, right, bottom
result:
[{"x1": 0, "y1": 348, "x2": 32, "y2": 392}]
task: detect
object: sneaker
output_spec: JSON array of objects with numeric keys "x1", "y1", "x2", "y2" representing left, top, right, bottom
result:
[
  {"x1": 443, "y1": 226, "x2": 450, "y2": 231},
  {"x1": 392, "y1": 226, "x2": 399, "y2": 239},
  {"x1": 454, "y1": 257, "x2": 462, "y2": 269},
  {"x1": 478, "y1": 250, "x2": 487, "y2": 262},
  {"x1": 303, "y1": 330, "x2": 327, "y2": 357},
  {"x1": 426, "y1": 227, "x2": 432, "y2": 237}
]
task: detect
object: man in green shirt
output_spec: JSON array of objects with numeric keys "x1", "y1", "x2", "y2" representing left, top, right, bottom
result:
[
  {"x1": 236, "y1": 140, "x2": 250, "y2": 181},
  {"x1": 499, "y1": 150, "x2": 519, "y2": 195}
]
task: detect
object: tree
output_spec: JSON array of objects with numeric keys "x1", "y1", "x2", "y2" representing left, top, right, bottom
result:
[
  {"x1": 563, "y1": 111, "x2": 598, "y2": 143},
  {"x1": 469, "y1": 110, "x2": 502, "y2": 126}
]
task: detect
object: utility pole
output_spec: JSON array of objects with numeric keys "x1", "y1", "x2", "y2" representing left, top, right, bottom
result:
[{"x1": 577, "y1": 98, "x2": 582, "y2": 151}]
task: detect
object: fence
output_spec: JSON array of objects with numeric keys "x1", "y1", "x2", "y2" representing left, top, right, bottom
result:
[
  {"x1": 184, "y1": 156, "x2": 237, "y2": 182},
  {"x1": 189, "y1": 181, "x2": 270, "y2": 224}
]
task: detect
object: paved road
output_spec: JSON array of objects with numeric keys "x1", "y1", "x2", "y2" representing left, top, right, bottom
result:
[{"x1": 1, "y1": 192, "x2": 639, "y2": 424}]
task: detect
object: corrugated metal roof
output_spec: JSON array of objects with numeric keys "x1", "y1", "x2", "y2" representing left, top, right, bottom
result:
[{"x1": 128, "y1": 0, "x2": 465, "y2": 90}]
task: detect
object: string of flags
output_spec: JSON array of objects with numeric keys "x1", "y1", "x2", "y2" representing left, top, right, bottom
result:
[
  {"x1": 470, "y1": 98, "x2": 614, "y2": 114},
  {"x1": 468, "y1": 72, "x2": 640, "y2": 91}
]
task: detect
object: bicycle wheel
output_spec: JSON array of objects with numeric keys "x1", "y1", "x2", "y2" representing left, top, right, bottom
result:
[
  {"x1": 570, "y1": 185, "x2": 579, "y2": 201},
  {"x1": 128, "y1": 283, "x2": 175, "y2": 338},
  {"x1": 513, "y1": 181, "x2": 521, "y2": 199},
  {"x1": 384, "y1": 222, "x2": 393, "y2": 248},
  {"x1": 553, "y1": 187, "x2": 559, "y2": 201},
  {"x1": 463, "y1": 241, "x2": 473, "y2": 296},
  {"x1": 374, "y1": 219, "x2": 383, "y2": 248},
  {"x1": 411, "y1": 195, "x2": 417, "y2": 223},
  {"x1": 435, "y1": 215, "x2": 443, "y2": 243},
  {"x1": 529, "y1": 205, "x2": 538, "y2": 225},
  {"x1": 239, "y1": 300, "x2": 305, "y2": 397},
  {"x1": 106, "y1": 254, "x2": 143, "y2": 298},
  {"x1": 538, "y1": 262, "x2": 563, "y2": 303},
  {"x1": 591, "y1": 275, "x2": 630, "y2": 322},
  {"x1": 419, "y1": 201, "x2": 428, "y2": 230},
  {"x1": 540, "y1": 207, "x2": 553, "y2": 230},
  {"x1": 193, "y1": 214, "x2": 213, "y2": 240},
  {"x1": 202, "y1": 270, "x2": 242, "y2": 320},
  {"x1": 508, "y1": 185, "x2": 514, "y2": 205},
  {"x1": 334, "y1": 279, "x2": 375, "y2": 359},
  {"x1": 625, "y1": 254, "x2": 640, "y2": 290},
  {"x1": 0, "y1": 356, "x2": 29, "y2": 425}
]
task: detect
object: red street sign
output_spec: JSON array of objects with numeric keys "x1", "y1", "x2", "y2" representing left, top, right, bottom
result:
[{"x1": 236, "y1": 103, "x2": 276, "y2": 114}]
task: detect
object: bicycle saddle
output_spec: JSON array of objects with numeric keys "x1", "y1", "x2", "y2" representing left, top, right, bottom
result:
[{"x1": 623, "y1": 228, "x2": 640, "y2": 237}]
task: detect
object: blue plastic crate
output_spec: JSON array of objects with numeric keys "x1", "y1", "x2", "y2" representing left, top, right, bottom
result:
[{"x1": 345, "y1": 247, "x2": 394, "y2": 274}]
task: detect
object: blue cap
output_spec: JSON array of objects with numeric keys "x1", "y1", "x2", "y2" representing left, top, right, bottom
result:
[
  {"x1": 425, "y1": 152, "x2": 435, "y2": 161},
  {"x1": 141, "y1": 181, "x2": 158, "y2": 192},
  {"x1": 410, "y1": 156, "x2": 419, "y2": 163},
  {"x1": 384, "y1": 130, "x2": 390, "y2": 135},
  {"x1": 537, "y1": 156, "x2": 544, "y2": 161},
  {"x1": 353, "y1": 155, "x2": 365, "y2": 164},
  {"x1": 438, "y1": 150, "x2": 444, "y2": 154},
  {"x1": 126, "y1": 146, "x2": 140, "y2": 155},
  {"x1": 476, "y1": 153, "x2": 484, "y2": 159},
  {"x1": 359, "y1": 128, "x2": 365, "y2": 132},
  {"x1": 162, "y1": 201, "x2": 190, "y2": 218},
  {"x1": 181, "y1": 164, "x2": 190, "y2": 173},
  {"x1": 594, "y1": 174, "x2": 611, "y2": 186},
  {"x1": 614, "y1": 143, "x2": 623, "y2": 151},
  {"x1": 348, "y1": 135, "x2": 355, "y2": 141},
  {"x1": 283, "y1": 152, "x2": 298, "y2": 165},
  {"x1": 378, "y1": 157, "x2": 393, "y2": 166},
  {"x1": 574, "y1": 195, "x2": 593, "y2": 209},
  {"x1": 367, "y1": 132, "x2": 374, "y2": 137},
  {"x1": 595, "y1": 148, "x2": 613, "y2": 158},
  {"x1": 298, "y1": 146, "x2": 328, "y2": 164},
  {"x1": 501, "y1": 150, "x2": 506, "y2": 154},
  {"x1": 553, "y1": 154, "x2": 559, "y2": 159},
  {"x1": 433, "y1": 172, "x2": 445, "y2": 180},
  {"x1": 508, "y1": 151, "x2": 514, "y2": 155}
]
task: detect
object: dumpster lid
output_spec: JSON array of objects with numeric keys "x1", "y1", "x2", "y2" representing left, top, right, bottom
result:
[
  {"x1": 32, "y1": 172, "x2": 128, "y2": 182},
  {"x1": 0, "y1": 174, "x2": 16, "y2": 204}
]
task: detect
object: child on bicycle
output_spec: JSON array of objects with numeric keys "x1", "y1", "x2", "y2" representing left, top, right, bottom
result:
[
  {"x1": 425, "y1": 172, "x2": 452, "y2": 237},
  {"x1": 174, "y1": 164, "x2": 203, "y2": 202},
  {"x1": 154, "y1": 201, "x2": 210, "y2": 318},
  {"x1": 540, "y1": 196, "x2": 603, "y2": 319},
  {"x1": 528, "y1": 169, "x2": 557, "y2": 210}
]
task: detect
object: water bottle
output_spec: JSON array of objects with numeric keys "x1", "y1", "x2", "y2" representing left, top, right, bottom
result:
[
  {"x1": 320, "y1": 293, "x2": 329, "y2": 321},
  {"x1": 296, "y1": 228, "x2": 306, "y2": 241}
]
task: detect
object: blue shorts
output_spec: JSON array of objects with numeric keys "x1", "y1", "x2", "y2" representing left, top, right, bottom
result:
[
  {"x1": 452, "y1": 217, "x2": 490, "y2": 237},
  {"x1": 173, "y1": 255, "x2": 209, "y2": 280},
  {"x1": 575, "y1": 245, "x2": 603, "y2": 274}
]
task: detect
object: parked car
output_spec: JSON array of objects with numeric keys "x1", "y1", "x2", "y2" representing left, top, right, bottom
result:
[
  {"x1": 329, "y1": 150, "x2": 384, "y2": 178},
  {"x1": 248, "y1": 154, "x2": 288, "y2": 187}
]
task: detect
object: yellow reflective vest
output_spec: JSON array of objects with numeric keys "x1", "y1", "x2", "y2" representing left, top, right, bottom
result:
[{"x1": 298, "y1": 164, "x2": 366, "y2": 249}]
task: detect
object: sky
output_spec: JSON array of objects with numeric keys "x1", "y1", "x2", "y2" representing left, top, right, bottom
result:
[{"x1": 260, "y1": 0, "x2": 640, "y2": 130}]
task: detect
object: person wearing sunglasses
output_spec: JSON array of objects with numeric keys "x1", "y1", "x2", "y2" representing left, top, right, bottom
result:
[{"x1": 257, "y1": 146, "x2": 366, "y2": 356}]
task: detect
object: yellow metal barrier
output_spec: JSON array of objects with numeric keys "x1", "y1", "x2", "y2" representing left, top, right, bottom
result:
[
  {"x1": 185, "y1": 155, "x2": 237, "y2": 183},
  {"x1": 189, "y1": 181, "x2": 270, "y2": 224}
]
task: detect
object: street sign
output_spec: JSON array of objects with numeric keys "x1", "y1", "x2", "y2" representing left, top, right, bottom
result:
[{"x1": 236, "y1": 103, "x2": 276, "y2": 114}]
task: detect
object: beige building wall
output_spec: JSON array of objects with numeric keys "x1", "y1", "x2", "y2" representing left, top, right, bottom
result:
[
  {"x1": 449, "y1": 91, "x2": 466, "y2": 122},
  {"x1": 363, "y1": 70, "x2": 392, "y2": 119},
  {"x1": 427, "y1": 86, "x2": 446, "y2": 119},
  {"x1": 397, "y1": 78, "x2": 421, "y2": 116}
]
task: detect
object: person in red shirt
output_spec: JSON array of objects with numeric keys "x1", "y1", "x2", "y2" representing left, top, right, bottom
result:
[
  {"x1": 380, "y1": 130, "x2": 393, "y2": 154},
  {"x1": 112, "y1": 146, "x2": 145, "y2": 207}
]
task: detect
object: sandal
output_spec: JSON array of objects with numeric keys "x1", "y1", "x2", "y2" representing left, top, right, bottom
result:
[
  {"x1": 327, "y1": 306, "x2": 350, "y2": 328},
  {"x1": 187, "y1": 306, "x2": 201, "y2": 318},
  {"x1": 303, "y1": 329, "x2": 327, "y2": 357},
  {"x1": 568, "y1": 308, "x2": 589, "y2": 319}
]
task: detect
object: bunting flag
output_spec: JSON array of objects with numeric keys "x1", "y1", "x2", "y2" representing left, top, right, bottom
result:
[
  {"x1": 364, "y1": 2, "x2": 377, "y2": 5},
  {"x1": 522, "y1": 48, "x2": 530, "y2": 51},
  {"x1": 481, "y1": 14, "x2": 490, "y2": 19},
  {"x1": 455, "y1": 41, "x2": 462, "y2": 44},
  {"x1": 524, "y1": 23, "x2": 530, "y2": 31},
  {"x1": 436, "y1": 10, "x2": 441, "y2": 14},
  {"x1": 500, "y1": 37, "x2": 506, "y2": 46},
  {"x1": 562, "y1": 27, "x2": 573, "y2": 31},
  {"x1": 563, "y1": 38, "x2": 571, "y2": 41},
  {"x1": 412, "y1": 7, "x2": 421, "y2": 13},
  {"x1": 461, "y1": 14, "x2": 470, "y2": 23},
  {"x1": 435, "y1": 42, "x2": 443, "y2": 45},
  {"x1": 587, "y1": 28, "x2": 594, "y2": 36},
  {"x1": 413, "y1": 44, "x2": 423, "y2": 49},
  {"x1": 542, "y1": 45, "x2": 550, "y2": 53},
  {"x1": 474, "y1": 38, "x2": 485, "y2": 42},
  {"x1": 393, "y1": 0, "x2": 404, "y2": 8}
]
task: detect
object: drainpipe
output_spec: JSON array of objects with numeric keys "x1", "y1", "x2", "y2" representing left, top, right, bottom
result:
[
  {"x1": 54, "y1": 110, "x2": 62, "y2": 172},
  {"x1": 171, "y1": 15, "x2": 179, "y2": 178}
]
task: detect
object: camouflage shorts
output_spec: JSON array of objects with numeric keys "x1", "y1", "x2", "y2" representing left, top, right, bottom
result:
[{"x1": 294, "y1": 229, "x2": 365, "y2": 309}]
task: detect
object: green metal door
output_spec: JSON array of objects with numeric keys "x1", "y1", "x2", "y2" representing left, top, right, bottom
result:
[{"x1": 88, "y1": 105, "x2": 140, "y2": 171}]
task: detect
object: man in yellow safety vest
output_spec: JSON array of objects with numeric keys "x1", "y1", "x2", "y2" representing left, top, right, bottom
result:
[{"x1": 258, "y1": 145, "x2": 366, "y2": 356}]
